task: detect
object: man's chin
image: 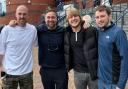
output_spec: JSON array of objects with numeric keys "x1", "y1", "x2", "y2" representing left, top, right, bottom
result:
[
  {"x1": 98, "y1": 25, "x2": 104, "y2": 28},
  {"x1": 48, "y1": 24, "x2": 55, "y2": 28},
  {"x1": 71, "y1": 25, "x2": 79, "y2": 28}
]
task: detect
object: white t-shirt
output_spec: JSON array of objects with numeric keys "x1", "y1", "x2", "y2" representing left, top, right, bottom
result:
[
  {"x1": 0, "y1": 23, "x2": 37, "y2": 75},
  {"x1": 0, "y1": 32, "x2": 1, "y2": 47}
]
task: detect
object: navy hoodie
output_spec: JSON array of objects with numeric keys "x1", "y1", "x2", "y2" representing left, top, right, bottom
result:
[{"x1": 37, "y1": 24, "x2": 65, "y2": 68}]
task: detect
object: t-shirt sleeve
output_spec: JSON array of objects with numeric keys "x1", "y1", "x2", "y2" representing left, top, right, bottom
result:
[{"x1": 0, "y1": 26, "x2": 7, "y2": 55}]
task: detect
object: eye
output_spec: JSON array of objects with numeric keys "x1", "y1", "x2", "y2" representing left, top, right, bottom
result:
[
  {"x1": 47, "y1": 16, "x2": 50, "y2": 19},
  {"x1": 23, "y1": 13, "x2": 27, "y2": 16},
  {"x1": 95, "y1": 16, "x2": 99, "y2": 19},
  {"x1": 47, "y1": 16, "x2": 56, "y2": 19},
  {"x1": 18, "y1": 13, "x2": 22, "y2": 15},
  {"x1": 100, "y1": 15, "x2": 105, "y2": 18}
]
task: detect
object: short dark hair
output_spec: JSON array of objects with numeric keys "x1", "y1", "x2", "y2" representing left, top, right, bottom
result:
[
  {"x1": 45, "y1": 8, "x2": 57, "y2": 17},
  {"x1": 95, "y1": 5, "x2": 111, "y2": 16}
]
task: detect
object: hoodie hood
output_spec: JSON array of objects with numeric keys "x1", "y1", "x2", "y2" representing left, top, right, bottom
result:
[{"x1": 37, "y1": 24, "x2": 64, "y2": 33}]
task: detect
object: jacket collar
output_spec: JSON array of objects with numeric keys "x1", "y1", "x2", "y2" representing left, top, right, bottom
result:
[{"x1": 99, "y1": 22, "x2": 115, "y2": 31}]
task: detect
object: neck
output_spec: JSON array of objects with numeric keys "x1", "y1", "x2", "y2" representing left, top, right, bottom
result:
[
  {"x1": 47, "y1": 26, "x2": 56, "y2": 30},
  {"x1": 18, "y1": 23, "x2": 26, "y2": 27},
  {"x1": 71, "y1": 25, "x2": 81, "y2": 32},
  {"x1": 106, "y1": 21, "x2": 111, "y2": 27}
]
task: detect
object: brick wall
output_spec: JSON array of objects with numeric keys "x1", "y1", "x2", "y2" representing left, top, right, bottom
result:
[
  {"x1": 0, "y1": 0, "x2": 55, "y2": 25},
  {"x1": 0, "y1": 0, "x2": 127, "y2": 25}
]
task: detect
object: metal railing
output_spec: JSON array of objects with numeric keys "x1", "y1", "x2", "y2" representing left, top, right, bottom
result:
[
  {"x1": 57, "y1": 2, "x2": 74, "y2": 26},
  {"x1": 56, "y1": 0, "x2": 128, "y2": 28}
]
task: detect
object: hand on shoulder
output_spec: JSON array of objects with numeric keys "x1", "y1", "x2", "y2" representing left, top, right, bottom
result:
[{"x1": 9, "y1": 20, "x2": 17, "y2": 27}]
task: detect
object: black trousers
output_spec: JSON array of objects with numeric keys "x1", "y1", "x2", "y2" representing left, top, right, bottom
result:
[{"x1": 40, "y1": 67, "x2": 68, "y2": 89}]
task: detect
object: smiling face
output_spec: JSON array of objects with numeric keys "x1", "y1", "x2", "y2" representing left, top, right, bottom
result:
[
  {"x1": 95, "y1": 6, "x2": 112, "y2": 28},
  {"x1": 45, "y1": 11, "x2": 57, "y2": 30},
  {"x1": 67, "y1": 8, "x2": 81, "y2": 28},
  {"x1": 95, "y1": 10, "x2": 111, "y2": 28},
  {"x1": 68, "y1": 15, "x2": 81, "y2": 28},
  {"x1": 15, "y1": 5, "x2": 28, "y2": 27}
]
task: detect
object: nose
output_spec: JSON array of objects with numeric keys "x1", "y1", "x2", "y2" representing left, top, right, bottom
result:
[
  {"x1": 21, "y1": 15, "x2": 24, "y2": 18},
  {"x1": 72, "y1": 16, "x2": 76, "y2": 20},
  {"x1": 49, "y1": 18, "x2": 53, "y2": 21},
  {"x1": 20, "y1": 14, "x2": 25, "y2": 19},
  {"x1": 97, "y1": 17, "x2": 102, "y2": 22}
]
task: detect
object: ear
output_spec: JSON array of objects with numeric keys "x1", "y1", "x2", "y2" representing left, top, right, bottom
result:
[{"x1": 109, "y1": 14, "x2": 112, "y2": 21}]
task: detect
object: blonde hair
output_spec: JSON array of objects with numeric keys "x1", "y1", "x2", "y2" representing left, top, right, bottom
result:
[{"x1": 66, "y1": 8, "x2": 82, "y2": 22}]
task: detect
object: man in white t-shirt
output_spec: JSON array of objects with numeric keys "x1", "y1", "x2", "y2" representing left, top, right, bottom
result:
[{"x1": 0, "y1": 5, "x2": 37, "y2": 89}]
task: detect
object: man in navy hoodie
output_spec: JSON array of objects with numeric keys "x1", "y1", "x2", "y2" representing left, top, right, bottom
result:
[
  {"x1": 95, "y1": 5, "x2": 128, "y2": 89},
  {"x1": 37, "y1": 9, "x2": 68, "y2": 89}
]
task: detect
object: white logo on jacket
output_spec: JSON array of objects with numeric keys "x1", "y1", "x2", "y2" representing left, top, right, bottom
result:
[{"x1": 106, "y1": 35, "x2": 110, "y2": 39}]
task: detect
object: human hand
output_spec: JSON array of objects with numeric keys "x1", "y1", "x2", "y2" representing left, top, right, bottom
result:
[
  {"x1": 0, "y1": 67, "x2": 4, "y2": 87},
  {"x1": 9, "y1": 20, "x2": 17, "y2": 27},
  {"x1": 0, "y1": 67, "x2": 2, "y2": 78},
  {"x1": 83, "y1": 21, "x2": 90, "y2": 29},
  {"x1": 0, "y1": 66, "x2": 4, "y2": 77},
  {"x1": 116, "y1": 87, "x2": 120, "y2": 89}
]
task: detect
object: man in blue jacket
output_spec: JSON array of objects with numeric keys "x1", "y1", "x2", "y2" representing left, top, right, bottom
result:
[{"x1": 95, "y1": 5, "x2": 128, "y2": 89}]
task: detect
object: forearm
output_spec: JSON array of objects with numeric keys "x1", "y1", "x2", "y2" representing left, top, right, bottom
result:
[
  {"x1": 117, "y1": 56, "x2": 128, "y2": 89},
  {"x1": 0, "y1": 55, "x2": 3, "y2": 67}
]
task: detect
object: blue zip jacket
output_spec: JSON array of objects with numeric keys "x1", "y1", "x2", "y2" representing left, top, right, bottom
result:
[{"x1": 98, "y1": 23, "x2": 128, "y2": 89}]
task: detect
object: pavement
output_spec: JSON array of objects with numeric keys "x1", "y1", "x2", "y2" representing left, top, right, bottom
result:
[
  {"x1": 0, "y1": 48, "x2": 128, "y2": 89},
  {"x1": 32, "y1": 48, "x2": 76, "y2": 89},
  {"x1": 32, "y1": 48, "x2": 128, "y2": 89}
]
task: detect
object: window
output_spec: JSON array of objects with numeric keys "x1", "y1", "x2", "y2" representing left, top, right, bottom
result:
[{"x1": 0, "y1": 0, "x2": 6, "y2": 17}]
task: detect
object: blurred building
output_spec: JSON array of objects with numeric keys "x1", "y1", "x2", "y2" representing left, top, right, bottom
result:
[
  {"x1": 0, "y1": 0, "x2": 127, "y2": 25},
  {"x1": 0, "y1": 0, "x2": 55, "y2": 25}
]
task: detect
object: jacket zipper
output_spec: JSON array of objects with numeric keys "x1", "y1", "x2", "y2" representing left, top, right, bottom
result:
[{"x1": 75, "y1": 32, "x2": 77, "y2": 42}]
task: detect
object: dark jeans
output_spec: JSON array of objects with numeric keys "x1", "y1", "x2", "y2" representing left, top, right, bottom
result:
[
  {"x1": 40, "y1": 67, "x2": 68, "y2": 89},
  {"x1": 2, "y1": 72, "x2": 33, "y2": 89}
]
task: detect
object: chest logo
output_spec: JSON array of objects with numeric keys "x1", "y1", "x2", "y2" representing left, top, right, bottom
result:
[{"x1": 106, "y1": 35, "x2": 110, "y2": 39}]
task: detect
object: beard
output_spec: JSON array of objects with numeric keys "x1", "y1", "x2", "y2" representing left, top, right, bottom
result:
[
  {"x1": 46, "y1": 22, "x2": 56, "y2": 30},
  {"x1": 18, "y1": 18, "x2": 27, "y2": 26}
]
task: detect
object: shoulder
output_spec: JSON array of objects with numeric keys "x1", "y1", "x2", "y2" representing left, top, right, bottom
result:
[
  {"x1": 1, "y1": 25, "x2": 13, "y2": 32},
  {"x1": 110, "y1": 25, "x2": 124, "y2": 35},
  {"x1": 85, "y1": 26, "x2": 97, "y2": 34},
  {"x1": 65, "y1": 26, "x2": 72, "y2": 32},
  {"x1": 56, "y1": 26, "x2": 65, "y2": 32},
  {"x1": 114, "y1": 26, "x2": 126, "y2": 37},
  {"x1": 26, "y1": 23, "x2": 36, "y2": 29},
  {"x1": 36, "y1": 24, "x2": 48, "y2": 32},
  {"x1": 88, "y1": 26, "x2": 97, "y2": 31},
  {"x1": 26, "y1": 23, "x2": 37, "y2": 32}
]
